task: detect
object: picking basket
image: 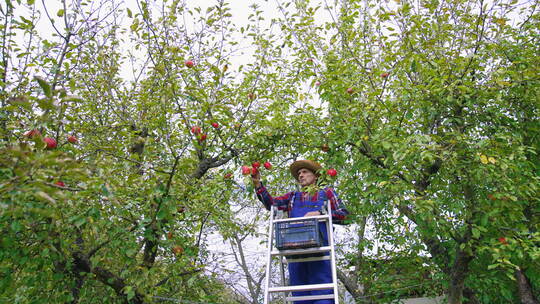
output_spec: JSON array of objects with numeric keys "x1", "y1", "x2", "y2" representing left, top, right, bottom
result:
[{"x1": 274, "y1": 218, "x2": 323, "y2": 250}]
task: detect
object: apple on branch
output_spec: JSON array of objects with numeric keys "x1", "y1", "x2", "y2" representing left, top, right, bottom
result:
[
  {"x1": 44, "y1": 137, "x2": 57, "y2": 149},
  {"x1": 327, "y1": 168, "x2": 337, "y2": 177},
  {"x1": 241, "y1": 166, "x2": 252, "y2": 175},
  {"x1": 67, "y1": 135, "x2": 78, "y2": 144},
  {"x1": 24, "y1": 129, "x2": 41, "y2": 138}
]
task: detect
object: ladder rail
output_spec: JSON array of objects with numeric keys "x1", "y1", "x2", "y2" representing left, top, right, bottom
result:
[
  {"x1": 263, "y1": 205, "x2": 276, "y2": 304},
  {"x1": 325, "y1": 201, "x2": 340, "y2": 304}
]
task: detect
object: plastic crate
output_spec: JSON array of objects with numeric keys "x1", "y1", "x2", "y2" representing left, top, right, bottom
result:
[{"x1": 274, "y1": 218, "x2": 323, "y2": 250}]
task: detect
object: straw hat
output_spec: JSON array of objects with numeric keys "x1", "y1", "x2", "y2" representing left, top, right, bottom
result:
[{"x1": 289, "y1": 160, "x2": 322, "y2": 180}]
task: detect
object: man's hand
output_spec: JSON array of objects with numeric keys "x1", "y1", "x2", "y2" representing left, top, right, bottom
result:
[
  {"x1": 304, "y1": 211, "x2": 320, "y2": 217},
  {"x1": 251, "y1": 170, "x2": 261, "y2": 188}
]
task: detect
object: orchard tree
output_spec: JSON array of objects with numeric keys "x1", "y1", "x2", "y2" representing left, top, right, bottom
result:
[
  {"x1": 0, "y1": 0, "x2": 302, "y2": 303},
  {"x1": 272, "y1": 0, "x2": 539, "y2": 303}
]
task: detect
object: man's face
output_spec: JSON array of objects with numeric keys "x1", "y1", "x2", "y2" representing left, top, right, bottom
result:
[{"x1": 298, "y1": 168, "x2": 317, "y2": 187}]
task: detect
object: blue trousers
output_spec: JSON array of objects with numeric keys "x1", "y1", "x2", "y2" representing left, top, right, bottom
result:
[{"x1": 288, "y1": 258, "x2": 334, "y2": 304}]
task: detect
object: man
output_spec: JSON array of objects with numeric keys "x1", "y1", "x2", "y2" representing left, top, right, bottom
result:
[{"x1": 252, "y1": 160, "x2": 349, "y2": 304}]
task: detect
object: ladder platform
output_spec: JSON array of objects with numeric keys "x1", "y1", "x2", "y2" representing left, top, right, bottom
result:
[
  {"x1": 268, "y1": 283, "x2": 334, "y2": 293},
  {"x1": 271, "y1": 246, "x2": 331, "y2": 256},
  {"x1": 285, "y1": 255, "x2": 330, "y2": 263},
  {"x1": 286, "y1": 294, "x2": 335, "y2": 301},
  {"x1": 272, "y1": 215, "x2": 329, "y2": 223}
]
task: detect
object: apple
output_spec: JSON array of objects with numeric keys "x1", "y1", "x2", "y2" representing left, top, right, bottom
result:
[
  {"x1": 306, "y1": 58, "x2": 314, "y2": 63},
  {"x1": 67, "y1": 135, "x2": 78, "y2": 144},
  {"x1": 191, "y1": 126, "x2": 201, "y2": 135},
  {"x1": 224, "y1": 173, "x2": 232, "y2": 179},
  {"x1": 211, "y1": 122, "x2": 219, "y2": 129},
  {"x1": 199, "y1": 134, "x2": 207, "y2": 141},
  {"x1": 321, "y1": 144, "x2": 330, "y2": 152},
  {"x1": 498, "y1": 237, "x2": 508, "y2": 245},
  {"x1": 54, "y1": 181, "x2": 65, "y2": 187},
  {"x1": 185, "y1": 60, "x2": 194, "y2": 68},
  {"x1": 44, "y1": 137, "x2": 57, "y2": 149},
  {"x1": 327, "y1": 168, "x2": 337, "y2": 177},
  {"x1": 346, "y1": 88, "x2": 354, "y2": 94},
  {"x1": 24, "y1": 129, "x2": 41, "y2": 138},
  {"x1": 247, "y1": 93, "x2": 256, "y2": 100},
  {"x1": 241, "y1": 166, "x2": 251, "y2": 175},
  {"x1": 263, "y1": 161, "x2": 272, "y2": 170},
  {"x1": 251, "y1": 166, "x2": 258, "y2": 175},
  {"x1": 487, "y1": 194, "x2": 496, "y2": 201},
  {"x1": 252, "y1": 162, "x2": 261, "y2": 169},
  {"x1": 177, "y1": 206, "x2": 185, "y2": 213},
  {"x1": 381, "y1": 72, "x2": 390, "y2": 78},
  {"x1": 172, "y1": 245, "x2": 184, "y2": 255},
  {"x1": 315, "y1": 81, "x2": 321, "y2": 86}
]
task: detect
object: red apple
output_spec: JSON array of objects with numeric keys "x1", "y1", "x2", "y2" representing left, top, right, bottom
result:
[
  {"x1": 327, "y1": 168, "x2": 337, "y2": 177},
  {"x1": 54, "y1": 181, "x2": 65, "y2": 187},
  {"x1": 211, "y1": 122, "x2": 219, "y2": 129},
  {"x1": 191, "y1": 126, "x2": 201, "y2": 135},
  {"x1": 248, "y1": 93, "x2": 256, "y2": 100},
  {"x1": 381, "y1": 72, "x2": 390, "y2": 78},
  {"x1": 252, "y1": 162, "x2": 261, "y2": 169},
  {"x1": 199, "y1": 134, "x2": 207, "y2": 141},
  {"x1": 346, "y1": 88, "x2": 354, "y2": 94},
  {"x1": 44, "y1": 137, "x2": 57, "y2": 149},
  {"x1": 67, "y1": 135, "x2": 78, "y2": 144},
  {"x1": 24, "y1": 129, "x2": 41, "y2": 138},
  {"x1": 263, "y1": 161, "x2": 272, "y2": 169},
  {"x1": 251, "y1": 167, "x2": 258, "y2": 175},
  {"x1": 241, "y1": 166, "x2": 251, "y2": 175},
  {"x1": 224, "y1": 173, "x2": 232, "y2": 179},
  {"x1": 185, "y1": 60, "x2": 194, "y2": 68},
  {"x1": 498, "y1": 237, "x2": 508, "y2": 245}
]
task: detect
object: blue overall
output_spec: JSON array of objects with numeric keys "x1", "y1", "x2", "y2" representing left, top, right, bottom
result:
[{"x1": 288, "y1": 191, "x2": 334, "y2": 304}]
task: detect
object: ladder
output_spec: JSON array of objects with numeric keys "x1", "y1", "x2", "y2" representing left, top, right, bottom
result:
[{"x1": 263, "y1": 201, "x2": 339, "y2": 304}]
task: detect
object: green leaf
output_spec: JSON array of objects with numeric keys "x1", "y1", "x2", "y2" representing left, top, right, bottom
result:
[
  {"x1": 34, "y1": 76, "x2": 52, "y2": 98},
  {"x1": 57, "y1": 9, "x2": 65, "y2": 17},
  {"x1": 126, "y1": 8, "x2": 133, "y2": 18}
]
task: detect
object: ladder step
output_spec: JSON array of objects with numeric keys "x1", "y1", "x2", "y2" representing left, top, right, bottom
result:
[
  {"x1": 285, "y1": 294, "x2": 336, "y2": 301},
  {"x1": 268, "y1": 283, "x2": 334, "y2": 293},
  {"x1": 272, "y1": 214, "x2": 329, "y2": 223},
  {"x1": 285, "y1": 255, "x2": 330, "y2": 263},
  {"x1": 271, "y1": 246, "x2": 331, "y2": 256}
]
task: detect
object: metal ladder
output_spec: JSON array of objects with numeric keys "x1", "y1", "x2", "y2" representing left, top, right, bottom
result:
[{"x1": 263, "y1": 201, "x2": 339, "y2": 304}]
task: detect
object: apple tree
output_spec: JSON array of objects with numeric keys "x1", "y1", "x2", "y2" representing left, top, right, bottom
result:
[
  {"x1": 270, "y1": 0, "x2": 539, "y2": 303},
  {"x1": 0, "y1": 0, "x2": 302, "y2": 303}
]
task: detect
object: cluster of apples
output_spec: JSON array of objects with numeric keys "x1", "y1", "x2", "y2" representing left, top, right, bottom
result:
[
  {"x1": 241, "y1": 161, "x2": 272, "y2": 176},
  {"x1": 24, "y1": 129, "x2": 78, "y2": 150},
  {"x1": 24, "y1": 129, "x2": 79, "y2": 189},
  {"x1": 191, "y1": 121, "x2": 222, "y2": 142}
]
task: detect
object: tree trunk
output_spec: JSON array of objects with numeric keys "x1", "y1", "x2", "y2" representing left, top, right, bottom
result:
[
  {"x1": 447, "y1": 249, "x2": 473, "y2": 304},
  {"x1": 515, "y1": 268, "x2": 539, "y2": 304}
]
